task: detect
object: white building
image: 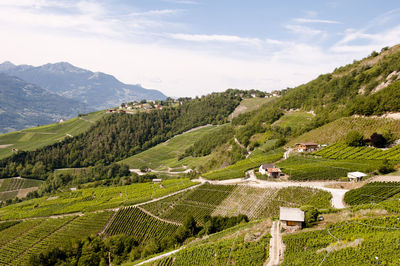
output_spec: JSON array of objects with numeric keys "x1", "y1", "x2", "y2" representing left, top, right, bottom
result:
[{"x1": 347, "y1": 172, "x2": 367, "y2": 182}]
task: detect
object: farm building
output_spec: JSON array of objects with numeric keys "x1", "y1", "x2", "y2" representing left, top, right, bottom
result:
[
  {"x1": 259, "y1": 163, "x2": 275, "y2": 175},
  {"x1": 348, "y1": 172, "x2": 367, "y2": 182},
  {"x1": 296, "y1": 142, "x2": 319, "y2": 152},
  {"x1": 267, "y1": 168, "x2": 282, "y2": 178},
  {"x1": 152, "y1": 178, "x2": 162, "y2": 183},
  {"x1": 279, "y1": 207, "x2": 304, "y2": 229}
]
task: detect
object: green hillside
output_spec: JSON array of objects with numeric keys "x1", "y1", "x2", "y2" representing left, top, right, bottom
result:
[
  {"x1": 288, "y1": 116, "x2": 400, "y2": 146},
  {"x1": 120, "y1": 125, "x2": 220, "y2": 171},
  {"x1": 0, "y1": 110, "x2": 105, "y2": 159}
]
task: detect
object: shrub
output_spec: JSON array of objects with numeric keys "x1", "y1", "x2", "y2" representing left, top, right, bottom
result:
[{"x1": 345, "y1": 131, "x2": 364, "y2": 147}]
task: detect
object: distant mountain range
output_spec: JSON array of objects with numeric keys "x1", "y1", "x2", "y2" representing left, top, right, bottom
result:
[
  {"x1": 0, "y1": 61, "x2": 166, "y2": 110},
  {"x1": 0, "y1": 61, "x2": 167, "y2": 133},
  {"x1": 0, "y1": 73, "x2": 90, "y2": 133}
]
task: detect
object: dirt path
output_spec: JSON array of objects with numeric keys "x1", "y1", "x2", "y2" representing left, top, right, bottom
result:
[
  {"x1": 265, "y1": 221, "x2": 283, "y2": 266},
  {"x1": 137, "y1": 206, "x2": 182, "y2": 226},
  {"x1": 135, "y1": 247, "x2": 183, "y2": 265},
  {"x1": 109, "y1": 183, "x2": 202, "y2": 212},
  {"x1": 367, "y1": 175, "x2": 400, "y2": 182}
]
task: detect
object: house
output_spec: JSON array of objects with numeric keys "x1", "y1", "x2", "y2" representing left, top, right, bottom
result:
[
  {"x1": 267, "y1": 168, "x2": 282, "y2": 178},
  {"x1": 152, "y1": 178, "x2": 162, "y2": 183},
  {"x1": 348, "y1": 172, "x2": 367, "y2": 182},
  {"x1": 279, "y1": 207, "x2": 304, "y2": 229},
  {"x1": 70, "y1": 187, "x2": 77, "y2": 191},
  {"x1": 296, "y1": 142, "x2": 319, "y2": 152},
  {"x1": 259, "y1": 163, "x2": 275, "y2": 175}
]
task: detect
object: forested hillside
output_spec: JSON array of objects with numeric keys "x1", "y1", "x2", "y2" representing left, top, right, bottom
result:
[{"x1": 0, "y1": 92, "x2": 241, "y2": 178}]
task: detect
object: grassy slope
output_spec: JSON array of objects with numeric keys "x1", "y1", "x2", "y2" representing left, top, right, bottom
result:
[
  {"x1": 229, "y1": 97, "x2": 273, "y2": 120},
  {"x1": 119, "y1": 125, "x2": 220, "y2": 171},
  {"x1": 272, "y1": 111, "x2": 315, "y2": 129},
  {"x1": 288, "y1": 116, "x2": 400, "y2": 146},
  {"x1": 0, "y1": 111, "x2": 105, "y2": 159},
  {"x1": 203, "y1": 149, "x2": 284, "y2": 180}
]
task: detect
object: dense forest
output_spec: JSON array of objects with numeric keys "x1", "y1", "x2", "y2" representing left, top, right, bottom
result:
[{"x1": 0, "y1": 92, "x2": 241, "y2": 178}]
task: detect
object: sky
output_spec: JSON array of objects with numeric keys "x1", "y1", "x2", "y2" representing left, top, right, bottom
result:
[{"x1": 1, "y1": 1, "x2": 400, "y2": 97}]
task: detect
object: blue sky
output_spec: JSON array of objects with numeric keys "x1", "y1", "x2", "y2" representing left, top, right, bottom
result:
[{"x1": 1, "y1": 0, "x2": 400, "y2": 97}]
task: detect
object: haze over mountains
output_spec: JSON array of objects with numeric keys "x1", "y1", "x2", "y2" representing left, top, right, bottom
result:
[
  {"x1": 0, "y1": 73, "x2": 89, "y2": 133},
  {"x1": 0, "y1": 61, "x2": 167, "y2": 133}
]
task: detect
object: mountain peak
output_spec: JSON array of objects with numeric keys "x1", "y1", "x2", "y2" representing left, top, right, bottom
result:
[
  {"x1": 0, "y1": 61, "x2": 16, "y2": 71},
  {"x1": 40, "y1": 62, "x2": 89, "y2": 74}
]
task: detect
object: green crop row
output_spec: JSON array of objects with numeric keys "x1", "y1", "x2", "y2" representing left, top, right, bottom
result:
[
  {"x1": 344, "y1": 182, "x2": 400, "y2": 205},
  {"x1": 105, "y1": 207, "x2": 179, "y2": 242},
  {"x1": 282, "y1": 216, "x2": 400, "y2": 265},
  {"x1": 0, "y1": 179, "x2": 196, "y2": 220},
  {"x1": 314, "y1": 143, "x2": 400, "y2": 161},
  {"x1": 204, "y1": 149, "x2": 284, "y2": 180}
]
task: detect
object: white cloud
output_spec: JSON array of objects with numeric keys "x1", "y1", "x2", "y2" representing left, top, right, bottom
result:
[
  {"x1": 162, "y1": 0, "x2": 198, "y2": 5},
  {"x1": 0, "y1": 0, "x2": 399, "y2": 98},
  {"x1": 294, "y1": 18, "x2": 341, "y2": 24},
  {"x1": 285, "y1": 25, "x2": 326, "y2": 38},
  {"x1": 170, "y1": 33, "x2": 262, "y2": 46}
]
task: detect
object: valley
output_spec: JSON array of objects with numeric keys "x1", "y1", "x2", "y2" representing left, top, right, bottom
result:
[{"x1": 1, "y1": 45, "x2": 400, "y2": 265}]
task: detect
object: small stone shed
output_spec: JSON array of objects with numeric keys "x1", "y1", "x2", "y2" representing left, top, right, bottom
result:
[{"x1": 279, "y1": 207, "x2": 304, "y2": 229}]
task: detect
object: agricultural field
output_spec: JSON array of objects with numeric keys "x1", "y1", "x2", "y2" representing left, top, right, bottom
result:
[
  {"x1": 314, "y1": 143, "x2": 400, "y2": 161},
  {"x1": 0, "y1": 211, "x2": 112, "y2": 265},
  {"x1": 272, "y1": 111, "x2": 315, "y2": 130},
  {"x1": 282, "y1": 216, "x2": 400, "y2": 265},
  {"x1": 0, "y1": 177, "x2": 42, "y2": 192},
  {"x1": 203, "y1": 149, "x2": 284, "y2": 180},
  {"x1": 0, "y1": 111, "x2": 105, "y2": 159},
  {"x1": 141, "y1": 220, "x2": 272, "y2": 266},
  {"x1": 344, "y1": 182, "x2": 400, "y2": 205},
  {"x1": 0, "y1": 177, "x2": 43, "y2": 201},
  {"x1": 0, "y1": 178, "x2": 196, "y2": 220},
  {"x1": 142, "y1": 184, "x2": 332, "y2": 225},
  {"x1": 213, "y1": 186, "x2": 332, "y2": 219},
  {"x1": 104, "y1": 207, "x2": 179, "y2": 242},
  {"x1": 120, "y1": 125, "x2": 220, "y2": 171},
  {"x1": 229, "y1": 97, "x2": 274, "y2": 120},
  {"x1": 142, "y1": 184, "x2": 235, "y2": 224},
  {"x1": 288, "y1": 116, "x2": 400, "y2": 146},
  {"x1": 277, "y1": 155, "x2": 381, "y2": 180}
]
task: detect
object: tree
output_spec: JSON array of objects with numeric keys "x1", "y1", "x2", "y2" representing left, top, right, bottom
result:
[
  {"x1": 301, "y1": 205, "x2": 319, "y2": 227},
  {"x1": 369, "y1": 133, "x2": 387, "y2": 148},
  {"x1": 345, "y1": 131, "x2": 364, "y2": 147}
]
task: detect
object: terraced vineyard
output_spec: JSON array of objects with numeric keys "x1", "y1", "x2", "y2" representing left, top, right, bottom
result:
[
  {"x1": 282, "y1": 216, "x2": 400, "y2": 265},
  {"x1": 143, "y1": 220, "x2": 272, "y2": 266},
  {"x1": 314, "y1": 143, "x2": 400, "y2": 161},
  {"x1": 0, "y1": 177, "x2": 43, "y2": 202},
  {"x1": 212, "y1": 186, "x2": 279, "y2": 218},
  {"x1": 0, "y1": 212, "x2": 112, "y2": 264},
  {"x1": 204, "y1": 149, "x2": 284, "y2": 180},
  {"x1": 213, "y1": 186, "x2": 332, "y2": 219},
  {"x1": 277, "y1": 155, "x2": 380, "y2": 180},
  {"x1": 0, "y1": 179, "x2": 196, "y2": 220},
  {"x1": 143, "y1": 184, "x2": 235, "y2": 224},
  {"x1": 104, "y1": 207, "x2": 179, "y2": 242},
  {"x1": 143, "y1": 184, "x2": 332, "y2": 226},
  {"x1": 344, "y1": 182, "x2": 400, "y2": 205}
]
